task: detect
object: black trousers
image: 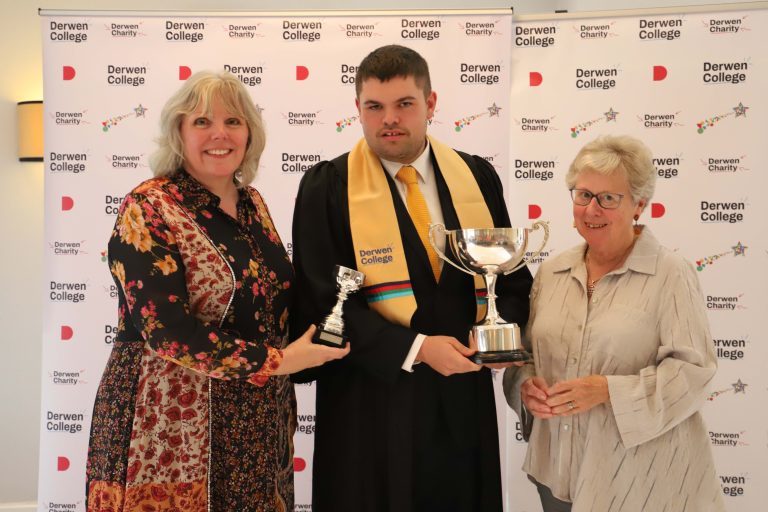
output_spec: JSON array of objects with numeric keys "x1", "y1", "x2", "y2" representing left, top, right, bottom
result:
[{"x1": 533, "y1": 480, "x2": 572, "y2": 512}]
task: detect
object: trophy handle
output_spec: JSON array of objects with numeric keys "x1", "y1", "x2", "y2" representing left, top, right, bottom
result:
[
  {"x1": 428, "y1": 223, "x2": 475, "y2": 276},
  {"x1": 504, "y1": 221, "x2": 550, "y2": 274}
]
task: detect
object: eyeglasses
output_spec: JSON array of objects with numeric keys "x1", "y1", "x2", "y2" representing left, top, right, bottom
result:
[{"x1": 570, "y1": 188, "x2": 624, "y2": 209}]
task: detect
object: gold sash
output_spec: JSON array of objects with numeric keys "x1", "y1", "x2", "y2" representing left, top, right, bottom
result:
[{"x1": 348, "y1": 135, "x2": 492, "y2": 327}]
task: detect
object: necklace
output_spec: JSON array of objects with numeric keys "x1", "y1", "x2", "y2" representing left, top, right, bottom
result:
[
  {"x1": 586, "y1": 276, "x2": 599, "y2": 298},
  {"x1": 585, "y1": 235, "x2": 638, "y2": 299},
  {"x1": 585, "y1": 252, "x2": 600, "y2": 298},
  {"x1": 585, "y1": 250, "x2": 604, "y2": 299}
]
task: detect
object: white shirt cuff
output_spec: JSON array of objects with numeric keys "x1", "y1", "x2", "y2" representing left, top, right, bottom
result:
[{"x1": 402, "y1": 333, "x2": 426, "y2": 372}]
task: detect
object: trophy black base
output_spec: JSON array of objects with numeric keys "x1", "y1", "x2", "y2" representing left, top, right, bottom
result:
[
  {"x1": 312, "y1": 328, "x2": 347, "y2": 349},
  {"x1": 471, "y1": 350, "x2": 531, "y2": 365}
]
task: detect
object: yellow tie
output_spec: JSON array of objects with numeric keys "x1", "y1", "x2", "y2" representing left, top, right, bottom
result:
[{"x1": 396, "y1": 165, "x2": 441, "y2": 281}]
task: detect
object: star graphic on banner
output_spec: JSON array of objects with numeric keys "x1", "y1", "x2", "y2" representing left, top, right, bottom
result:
[
  {"x1": 134, "y1": 104, "x2": 148, "y2": 117},
  {"x1": 731, "y1": 379, "x2": 748, "y2": 394},
  {"x1": 604, "y1": 107, "x2": 618, "y2": 122},
  {"x1": 487, "y1": 103, "x2": 502, "y2": 117},
  {"x1": 732, "y1": 241, "x2": 748, "y2": 256},
  {"x1": 733, "y1": 102, "x2": 749, "y2": 117}
]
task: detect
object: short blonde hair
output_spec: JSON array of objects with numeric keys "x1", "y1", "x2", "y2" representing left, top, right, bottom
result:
[
  {"x1": 150, "y1": 71, "x2": 266, "y2": 187},
  {"x1": 565, "y1": 135, "x2": 656, "y2": 204}
]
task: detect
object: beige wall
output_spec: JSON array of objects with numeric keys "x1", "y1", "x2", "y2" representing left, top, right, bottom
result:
[{"x1": 0, "y1": 0, "x2": 745, "y2": 508}]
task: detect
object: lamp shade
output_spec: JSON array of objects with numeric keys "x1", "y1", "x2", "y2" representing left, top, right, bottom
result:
[{"x1": 17, "y1": 100, "x2": 44, "y2": 162}]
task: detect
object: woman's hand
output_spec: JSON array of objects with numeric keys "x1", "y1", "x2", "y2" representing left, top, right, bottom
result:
[
  {"x1": 273, "y1": 325, "x2": 350, "y2": 375},
  {"x1": 545, "y1": 375, "x2": 609, "y2": 416},
  {"x1": 521, "y1": 376, "x2": 554, "y2": 419}
]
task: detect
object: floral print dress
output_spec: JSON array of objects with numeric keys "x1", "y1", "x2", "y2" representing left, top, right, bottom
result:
[{"x1": 86, "y1": 170, "x2": 295, "y2": 512}]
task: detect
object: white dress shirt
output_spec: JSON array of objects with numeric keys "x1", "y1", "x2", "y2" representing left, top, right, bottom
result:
[{"x1": 379, "y1": 141, "x2": 443, "y2": 372}]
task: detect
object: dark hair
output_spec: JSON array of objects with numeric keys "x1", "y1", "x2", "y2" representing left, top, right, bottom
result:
[{"x1": 355, "y1": 45, "x2": 432, "y2": 97}]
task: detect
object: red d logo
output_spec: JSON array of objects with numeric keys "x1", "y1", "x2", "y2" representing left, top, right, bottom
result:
[
  {"x1": 57, "y1": 456, "x2": 70, "y2": 471},
  {"x1": 529, "y1": 72, "x2": 543, "y2": 86},
  {"x1": 296, "y1": 66, "x2": 309, "y2": 80},
  {"x1": 179, "y1": 66, "x2": 192, "y2": 80},
  {"x1": 63, "y1": 66, "x2": 76, "y2": 81},
  {"x1": 528, "y1": 204, "x2": 542, "y2": 219},
  {"x1": 61, "y1": 326, "x2": 73, "y2": 341},
  {"x1": 61, "y1": 196, "x2": 74, "y2": 211},
  {"x1": 651, "y1": 202, "x2": 666, "y2": 218},
  {"x1": 653, "y1": 66, "x2": 667, "y2": 81}
]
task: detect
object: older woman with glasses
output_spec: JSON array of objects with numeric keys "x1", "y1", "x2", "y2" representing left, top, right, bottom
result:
[{"x1": 503, "y1": 135, "x2": 724, "y2": 512}]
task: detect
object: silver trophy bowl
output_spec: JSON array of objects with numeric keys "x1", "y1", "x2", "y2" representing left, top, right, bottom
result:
[{"x1": 429, "y1": 222, "x2": 549, "y2": 363}]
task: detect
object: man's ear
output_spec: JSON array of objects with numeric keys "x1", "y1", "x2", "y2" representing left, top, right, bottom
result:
[{"x1": 426, "y1": 90, "x2": 437, "y2": 119}]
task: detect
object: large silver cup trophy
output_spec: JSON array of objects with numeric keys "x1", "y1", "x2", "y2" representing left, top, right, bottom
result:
[
  {"x1": 429, "y1": 222, "x2": 549, "y2": 364},
  {"x1": 312, "y1": 265, "x2": 365, "y2": 348}
]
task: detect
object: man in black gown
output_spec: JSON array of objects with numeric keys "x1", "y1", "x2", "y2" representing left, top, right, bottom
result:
[{"x1": 291, "y1": 44, "x2": 532, "y2": 512}]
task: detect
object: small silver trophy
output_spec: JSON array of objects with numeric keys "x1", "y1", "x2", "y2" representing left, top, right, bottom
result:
[
  {"x1": 429, "y1": 222, "x2": 549, "y2": 364},
  {"x1": 312, "y1": 265, "x2": 365, "y2": 348}
]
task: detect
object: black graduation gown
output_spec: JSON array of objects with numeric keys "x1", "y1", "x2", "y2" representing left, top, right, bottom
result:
[{"x1": 290, "y1": 149, "x2": 533, "y2": 512}]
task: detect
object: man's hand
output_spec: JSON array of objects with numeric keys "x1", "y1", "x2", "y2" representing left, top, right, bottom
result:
[{"x1": 417, "y1": 335, "x2": 481, "y2": 376}]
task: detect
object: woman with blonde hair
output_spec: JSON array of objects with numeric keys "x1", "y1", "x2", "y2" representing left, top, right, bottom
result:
[{"x1": 86, "y1": 71, "x2": 348, "y2": 511}]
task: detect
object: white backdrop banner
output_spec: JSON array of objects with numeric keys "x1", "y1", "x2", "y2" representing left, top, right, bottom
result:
[
  {"x1": 505, "y1": 5, "x2": 767, "y2": 512},
  {"x1": 39, "y1": 9, "x2": 514, "y2": 512},
  {"x1": 40, "y1": 5, "x2": 767, "y2": 512}
]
